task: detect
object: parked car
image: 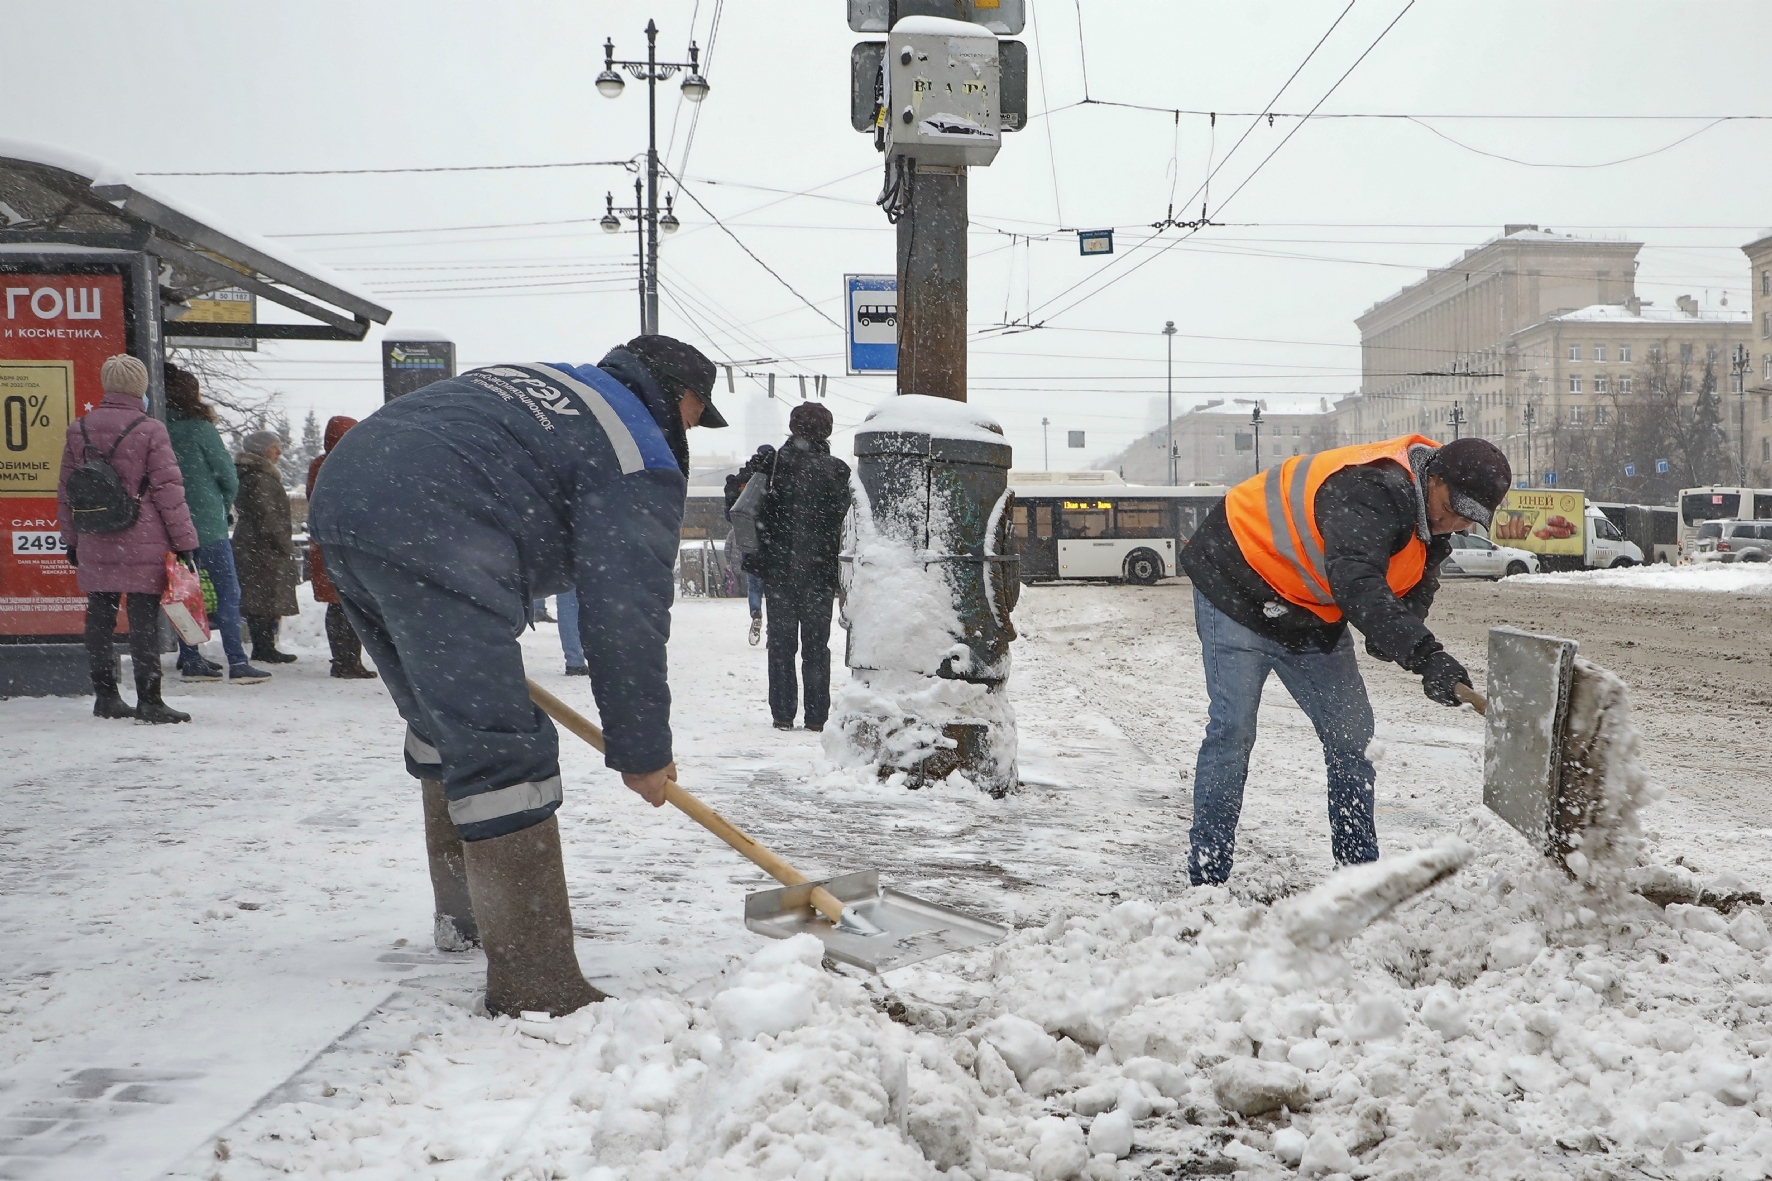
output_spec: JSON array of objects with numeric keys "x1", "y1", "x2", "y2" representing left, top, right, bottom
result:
[
  {"x1": 1687, "y1": 519, "x2": 1772, "y2": 563},
  {"x1": 1441, "y1": 532, "x2": 1540, "y2": 579}
]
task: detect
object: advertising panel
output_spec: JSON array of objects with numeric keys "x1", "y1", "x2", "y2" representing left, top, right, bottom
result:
[
  {"x1": 382, "y1": 338, "x2": 456, "y2": 402},
  {"x1": 0, "y1": 272, "x2": 129, "y2": 638},
  {"x1": 1492, "y1": 488, "x2": 1586, "y2": 556},
  {"x1": 178, "y1": 284, "x2": 256, "y2": 351}
]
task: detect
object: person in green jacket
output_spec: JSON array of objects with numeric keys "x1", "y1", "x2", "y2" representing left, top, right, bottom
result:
[{"x1": 164, "y1": 364, "x2": 269, "y2": 683}]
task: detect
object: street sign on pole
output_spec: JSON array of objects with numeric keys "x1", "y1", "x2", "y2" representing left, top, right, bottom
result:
[
  {"x1": 1624, "y1": 463, "x2": 1636, "y2": 477},
  {"x1": 1544, "y1": 471, "x2": 1557, "y2": 487},
  {"x1": 1655, "y1": 459, "x2": 1669, "y2": 474},
  {"x1": 1067, "y1": 431, "x2": 1085, "y2": 449},
  {"x1": 1078, "y1": 229, "x2": 1114, "y2": 256},
  {"x1": 844, "y1": 273, "x2": 897, "y2": 374},
  {"x1": 847, "y1": 0, "x2": 1024, "y2": 34}
]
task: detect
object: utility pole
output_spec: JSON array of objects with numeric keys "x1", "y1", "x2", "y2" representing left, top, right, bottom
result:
[
  {"x1": 1733, "y1": 343, "x2": 1750, "y2": 484},
  {"x1": 1524, "y1": 401, "x2": 1537, "y2": 487},
  {"x1": 1042, "y1": 416, "x2": 1050, "y2": 470},
  {"x1": 1449, "y1": 399, "x2": 1465, "y2": 441},
  {"x1": 1163, "y1": 320, "x2": 1177, "y2": 485},
  {"x1": 1251, "y1": 404, "x2": 1263, "y2": 476},
  {"x1": 597, "y1": 21, "x2": 708, "y2": 335}
]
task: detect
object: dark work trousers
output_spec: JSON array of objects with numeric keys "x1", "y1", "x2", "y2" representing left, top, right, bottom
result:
[
  {"x1": 765, "y1": 583, "x2": 834, "y2": 728},
  {"x1": 324, "y1": 603, "x2": 365, "y2": 669},
  {"x1": 324, "y1": 544, "x2": 563, "y2": 843},
  {"x1": 85, "y1": 592, "x2": 161, "y2": 694}
]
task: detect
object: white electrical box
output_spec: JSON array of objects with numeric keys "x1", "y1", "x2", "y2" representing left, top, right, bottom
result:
[{"x1": 885, "y1": 16, "x2": 1001, "y2": 168}]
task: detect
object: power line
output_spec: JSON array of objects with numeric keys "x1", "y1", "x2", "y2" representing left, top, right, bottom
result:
[
  {"x1": 1402, "y1": 116, "x2": 1729, "y2": 169},
  {"x1": 140, "y1": 159, "x2": 634, "y2": 177},
  {"x1": 664, "y1": 165, "x2": 845, "y2": 331}
]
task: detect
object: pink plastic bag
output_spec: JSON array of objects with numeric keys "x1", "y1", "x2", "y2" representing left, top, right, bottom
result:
[{"x1": 161, "y1": 553, "x2": 210, "y2": 645}]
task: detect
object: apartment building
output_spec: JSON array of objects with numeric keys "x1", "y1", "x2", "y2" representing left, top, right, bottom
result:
[
  {"x1": 1107, "y1": 396, "x2": 1341, "y2": 485},
  {"x1": 1741, "y1": 232, "x2": 1772, "y2": 479}
]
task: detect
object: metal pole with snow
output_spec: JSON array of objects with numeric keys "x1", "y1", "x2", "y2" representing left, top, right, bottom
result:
[{"x1": 831, "y1": 2, "x2": 1026, "y2": 795}]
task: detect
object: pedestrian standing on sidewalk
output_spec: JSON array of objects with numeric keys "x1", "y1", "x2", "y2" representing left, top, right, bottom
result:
[
  {"x1": 723, "y1": 446, "x2": 773, "y2": 647},
  {"x1": 1176, "y1": 435, "x2": 1511, "y2": 885},
  {"x1": 305, "y1": 416, "x2": 376, "y2": 679},
  {"x1": 308, "y1": 335, "x2": 727, "y2": 1017},
  {"x1": 56, "y1": 354, "x2": 200, "y2": 723},
  {"x1": 752, "y1": 402, "x2": 850, "y2": 732},
  {"x1": 163, "y1": 364, "x2": 269, "y2": 684},
  {"x1": 233, "y1": 430, "x2": 300, "y2": 664}
]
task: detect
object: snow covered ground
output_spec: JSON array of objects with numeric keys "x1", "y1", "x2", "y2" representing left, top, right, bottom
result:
[
  {"x1": 1511, "y1": 562, "x2": 1772, "y2": 594},
  {"x1": 4, "y1": 580, "x2": 1770, "y2": 1180}
]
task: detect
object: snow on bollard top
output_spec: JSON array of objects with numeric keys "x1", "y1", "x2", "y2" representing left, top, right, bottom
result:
[{"x1": 858, "y1": 393, "x2": 1006, "y2": 443}]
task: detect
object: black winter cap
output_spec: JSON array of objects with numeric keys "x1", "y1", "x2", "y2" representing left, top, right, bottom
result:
[
  {"x1": 621, "y1": 335, "x2": 727, "y2": 428},
  {"x1": 1429, "y1": 437, "x2": 1512, "y2": 526},
  {"x1": 788, "y1": 401, "x2": 833, "y2": 442}
]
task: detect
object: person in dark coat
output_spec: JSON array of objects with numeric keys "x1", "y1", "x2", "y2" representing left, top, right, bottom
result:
[
  {"x1": 749, "y1": 402, "x2": 851, "y2": 732},
  {"x1": 1177, "y1": 435, "x2": 1512, "y2": 885},
  {"x1": 233, "y1": 430, "x2": 300, "y2": 663},
  {"x1": 306, "y1": 415, "x2": 376, "y2": 679},
  {"x1": 723, "y1": 446, "x2": 773, "y2": 646},
  {"x1": 163, "y1": 364, "x2": 268, "y2": 683},
  {"x1": 308, "y1": 334, "x2": 726, "y2": 1018},
  {"x1": 56, "y1": 354, "x2": 201, "y2": 723}
]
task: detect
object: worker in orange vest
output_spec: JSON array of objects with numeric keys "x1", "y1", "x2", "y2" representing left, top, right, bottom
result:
[{"x1": 1177, "y1": 435, "x2": 1512, "y2": 884}]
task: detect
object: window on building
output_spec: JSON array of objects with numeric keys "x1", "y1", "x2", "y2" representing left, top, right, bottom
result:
[
  {"x1": 1216, "y1": 425, "x2": 1224, "y2": 436},
  {"x1": 1594, "y1": 375, "x2": 1609, "y2": 395},
  {"x1": 1764, "y1": 354, "x2": 1772, "y2": 381},
  {"x1": 1620, "y1": 377, "x2": 1633, "y2": 395},
  {"x1": 1619, "y1": 344, "x2": 1632, "y2": 363},
  {"x1": 1648, "y1": 345, "x2": 1662, "y2": 363},
  {"x1": 1707, "y1": 344, "x2": 1720, "y2": 366},
  {"x1": 1593, "y1": 345, "x2": 1606, "y2": 362},
  {"x1": 1292, "y1": 425, "x2": 1301, "y2": 437},
  {"x1": 1763, "y1": 311, "x2": 1770, "y2": 339},
  {"x1": 1568, "y1": 375, "x2": 1582, "y2": 394},
  {"x1": 1764, "y1": 437, "x2": 1770, "y2": 463},
  {"x1": 1764, "y1": 270, "x2": 1770, "y2": 297},
  {"x1": 1680, "y1": 343, "x2": 1693, "y2": 364},
  {"x1": 1215, "y1": 443, "x2": 1224, "y2": 456},
  {"x1": 1568, "y1": 343, "x2": 1582, "y2": 362},
  {"x1": 1762, "y1": 394, "x2": 1769, "y2": 422},
  {"x1": 1596, "y1": 404, "x2": 1609, "y2": 425},
  {"x1": 1570, "y1": 405, "x2": 1583, "y2": 424}
]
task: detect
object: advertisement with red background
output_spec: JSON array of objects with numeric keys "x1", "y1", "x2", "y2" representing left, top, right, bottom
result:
[{"x1": 1, "y1": 272, "x2": 129, "y2": 638}]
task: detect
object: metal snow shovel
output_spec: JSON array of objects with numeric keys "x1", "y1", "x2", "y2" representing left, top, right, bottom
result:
[
  {"x1": 526, "y1": 679, "x2": 1009, "y2": 973},
  {"x1": 1444, "y1": 627, "x2": 1621, "y2": 865}
]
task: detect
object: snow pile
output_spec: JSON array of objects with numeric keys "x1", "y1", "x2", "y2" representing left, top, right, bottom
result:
[
  {"x1": 857, "y1": 393, "x2": 1008, "y2": 447},
  {"x1": 1512, "y1": 562, "x2": 1772, "y2": 593},
  {"x1": 188, "y1": 825, "x2": 1772, "y2": 1179}
]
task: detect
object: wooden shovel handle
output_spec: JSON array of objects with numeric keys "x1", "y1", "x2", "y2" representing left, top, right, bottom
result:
[
  {"x1": 1455, "y1": 682, "x2": 1489, "y2": 715},
  {"x1": 525, "y1": 678, "x2": 847, "y2": 926}
]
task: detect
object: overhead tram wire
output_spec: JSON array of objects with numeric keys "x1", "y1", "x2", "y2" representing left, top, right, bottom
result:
[
  {"x1": 1028, "y1": 0, "x2": 1422, "y2": 330},
  {"x1": 140, "y1": 160, "x2": 634, "y2": 177},
  {"x1": 999, "y1": 0, "x2": 1363, "y2": 332}
]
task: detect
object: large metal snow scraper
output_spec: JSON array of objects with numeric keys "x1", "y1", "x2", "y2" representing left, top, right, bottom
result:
[
  {"x1": 528, "y1": 680, "x2": 1009, "y2": 973},
  {"x1": 1453, "y1": 627, "x2": 1625, "y2": 863}
]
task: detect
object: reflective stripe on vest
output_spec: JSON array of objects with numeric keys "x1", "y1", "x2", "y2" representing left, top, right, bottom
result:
[{"x1": 1224, "y1": 434, "x2": 1440, "y2": 623}]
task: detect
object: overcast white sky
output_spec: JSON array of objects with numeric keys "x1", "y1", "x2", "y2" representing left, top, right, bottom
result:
[{"x1": 5, "y1": 0, "x2": 1769, "y2": 471}]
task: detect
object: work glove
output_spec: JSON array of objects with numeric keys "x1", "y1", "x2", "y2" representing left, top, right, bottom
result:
[
  {"x1": 66, "y1": 544, "x2": 78, "y2": 568},
  {"x1": 1420, "y1": 649, "x2": 1472, "y2": 708}
]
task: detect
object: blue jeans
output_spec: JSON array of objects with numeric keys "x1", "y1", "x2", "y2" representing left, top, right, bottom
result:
[
  {"x1": 1189, "y1": 587, "x2": 1377, "y2": 884},
  {"x1": 554, "y1": 590, "x2": 585, "y2": 669},
  {"x1": 177, "y1": 538, "x2": 249, "y2": 669},
  {"x1": 747, "y1": 573, "x2": 764, "y2": 615}
]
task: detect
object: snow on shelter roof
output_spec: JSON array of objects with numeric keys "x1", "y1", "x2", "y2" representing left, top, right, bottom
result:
[
  {"x1": 858, "y1": 394, "x2": 1006, "y2": 444},
  {"x1": 0, "y1": 137, "x2": 390, "y2": 341}
]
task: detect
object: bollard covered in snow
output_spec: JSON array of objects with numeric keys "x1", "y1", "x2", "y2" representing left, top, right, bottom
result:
[{"x1": 826, "y1": 395, "x2": 1019, "y2": 794}]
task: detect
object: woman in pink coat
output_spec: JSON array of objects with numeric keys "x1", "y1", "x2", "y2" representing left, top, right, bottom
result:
[{"x1": 57, "y1": 355, "x2": 201, "y2": 723}]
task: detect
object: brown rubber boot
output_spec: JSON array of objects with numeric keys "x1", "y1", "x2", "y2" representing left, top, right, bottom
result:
[
  {"x1": 461, "y1": 815, "x2": 606, "y2": 1017},
  {"x1": 421, "y1": 779, "x2": 479, "y2": 951}
]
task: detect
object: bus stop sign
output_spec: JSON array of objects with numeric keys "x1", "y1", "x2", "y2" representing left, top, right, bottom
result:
[{"x1": 845, "y1": 273, "x2": 897, "y2": 374}]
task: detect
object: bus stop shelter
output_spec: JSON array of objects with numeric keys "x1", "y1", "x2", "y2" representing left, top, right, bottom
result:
[{"x1": 0, "y1": 139, "x2": 391, "y2": 695}]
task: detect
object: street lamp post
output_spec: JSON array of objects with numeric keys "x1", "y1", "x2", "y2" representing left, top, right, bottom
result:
[
  {"x1": 1163, "y1": 320, "x2": 1177, "y2": 485},
  {"x1": 1251, "y1": 404, "x2": 1263, "y2": 476},
  {"x1": 1449, "y1": 399, "x2": 1466, "y2": 441},
  {"x1": 1733, "y1": 343, "x2": 1750, "y2": 485},
  {"x1": 597, "y1": 20, "x2": 709, "y2": 335},
  {"x1": 1523, "y1": 401, "x2": 1537, "y2": 487},
  {"x1": 1041, "y1": 416, "x2": 1050, "y2": 471}
]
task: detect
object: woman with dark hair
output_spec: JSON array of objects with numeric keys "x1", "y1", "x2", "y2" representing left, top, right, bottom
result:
[{"x1": 163, "y1": 363, "x2": 267, "y2": 682}]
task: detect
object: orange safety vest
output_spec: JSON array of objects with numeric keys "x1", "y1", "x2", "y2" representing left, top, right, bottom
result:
[{"x1": 1224, "y1": 434, "x2": 1440, "y2": 623}]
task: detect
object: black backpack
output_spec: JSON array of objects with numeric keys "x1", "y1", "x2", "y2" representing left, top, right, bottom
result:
[{"x1": 67, "y1": 415, "x2": 151, "y2": 534}]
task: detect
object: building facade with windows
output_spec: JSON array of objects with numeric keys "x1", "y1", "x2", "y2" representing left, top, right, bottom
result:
[{"x1": 1105, "y1": 396, "x2": 1343, "y2": 485}]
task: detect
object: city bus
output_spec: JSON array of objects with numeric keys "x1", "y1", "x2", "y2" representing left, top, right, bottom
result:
[
  {"x1": 1677, "y1": 485, "x2": 1772, "y2": 562},
  {"x1": 1009, "y1": 478, "x2": 1228, "y2": 584}
]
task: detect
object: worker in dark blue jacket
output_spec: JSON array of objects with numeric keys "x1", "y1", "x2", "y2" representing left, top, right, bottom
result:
[{"x1": 309, "y1": 335, "x2": 725, "y2": 1017}]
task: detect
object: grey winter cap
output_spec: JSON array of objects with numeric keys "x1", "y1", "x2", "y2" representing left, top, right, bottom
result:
[{"x1": 240, "y1": 430, "x2": 282, "y2": 457}]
